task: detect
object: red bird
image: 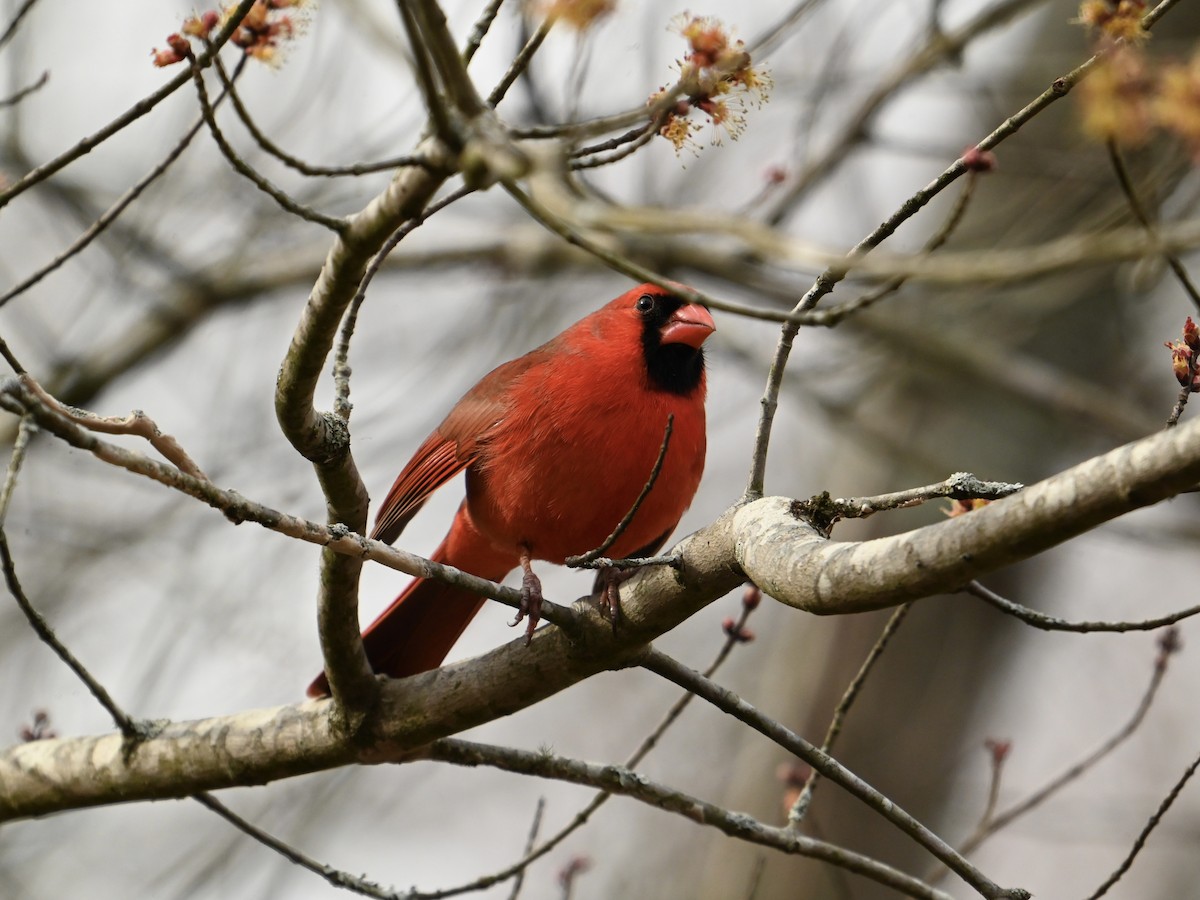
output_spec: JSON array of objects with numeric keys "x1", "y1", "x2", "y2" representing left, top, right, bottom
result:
[{"x1": 308, "y1": 284, "x2": 714, "y2": 697}]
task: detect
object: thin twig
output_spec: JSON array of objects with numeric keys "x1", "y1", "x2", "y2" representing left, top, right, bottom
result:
[
  {"x1": 190, "y1": 51, "x2": 346, "y2": 231},
  {"x1": 19, "y1": 375, "x2": 207, "y2": 478},
  {"x1": 566, "y1": 414, "x2": 673, "y2": 566},
  {"x1": 743, "y1": 0, "x2": 1188, "y2": 500},
  {"x1": 929, "y1": 633, "x2": 1178, "y2": 882},
  {"x1": 1166, "y1": 383, "x2": 1192, "y2": 428},
  {"x1": 506, "y1": 799, "x2": 545, "y2": 900},
  {"x1": 1107, "y1": 139, "x2": 1200, "y2": 312},
  {"x1": 487, "y1": 14, "x2": 555, "y2": 107},
  {"x1": 462, "y1": 0, "x2": 507, "y2": 65},
  {"x1": 571, "y1": 121, "x2": 661, "y2": 170},
  {"x1": 429, "y1": 738, "x2": 956, "y2": 900},
  {"x1": 333, "y1": 184, "x2": 476, "y2": 420},
  {"x1": 965, "y1": 580, "x2": 1200, "y2": 633},
  {"x1": 0, "y1": 531, "x2": 141, "y2": 739},
  {"x1": 788, "y1": 603, "x2": 913, "y2": 827},
  {"x1": 0, "y1": 0, "x2": 258, "y2": 210},
  {"x1": 640, "y1": 649, "x2": 1027, "y2": 900},
  {"x1": 0, "y1": 70, "x2": 47, "y2": 109},
  {"x1": 794, "y1": 472, "x2": 1024, "y2": 533},
  {"x1": 1085, "y1": 745, "x2": 1200, "y2": 899},
  {"x1": 0, "y1": 0, "x2": 40, "y2": 52},
  {"x1": 0, "y1": 61, "x2": 248, "y2": 309},
  {"x1": 817, "y1": 171, "x2": 981, "y2": 325},
  {"x1": 396, "y1": 0, "x2": 455, "y2": 142},
  {"x1": 0, "y1": 417, "x2": 34, "y2": 526},
  {"x1": 571, "y1": 121, "x2": 659, "y2": 159},
  {"x1": 408, "y1": 0, "x2": 487, "y2": 119},
  {"x1": 210, "y1": 55, "x2": 430, "y2": 179}
]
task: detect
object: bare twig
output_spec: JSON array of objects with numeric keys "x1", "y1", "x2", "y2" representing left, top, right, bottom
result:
[
  {"x1": 333, "y1": 184, "x2": 476, "y2": 420},
  {"x1": 1166, "y1": 383, "x2": 1192, "y2": 429},
  {"x1": 488, "y1": 14, "x2": 556, "y2": 107},
  {"x1": 639, "y1": 649, "x2": 1027, "y2": 900},
  {"x1": 397, "y1": 0, "x2": 455, "y2": 141},
  {"x1": 566, "y1": 414, "x2": 673, "y2": 566},
  {"x1": 570, "y1": 121, "x2": 661, "y2": 170},
  {"x1": 816, "y1": 171, "x2": 981, "y2": 325},
  {"x1": 0, "y1": 0, "x2": 40, "y2": 52},
  {"x1": 463, "y1": 0, "x2": 507, "y2": 65},
  {"x1": 190, "y1": 52, "x2": 346, "y2": 231},
  {"x1": 1107, "y1": 139, "x2": 1200, "y2": 312},
  {"x1": 0, "y1": 417, "x2": 34, "y2": 525},
  {"x1": 0, "y1": 70, "x2": 47, "y2": 109},
  {"x1": 1085, "y1": 745, "x2": 1200, "y2": 899},
  {"x1": 506, "y1": 799, "x2": 545, "y2": 900},
  {"x1": 930, "y1": 632, "x2": 1179, "y2": 881},
  {"x1": 0, "y1": 0, "x2": 258, "y2": 210},
  {"x1": 0, "y1": 532, "x2": 142, "y2": 739},
  {"x1": 787, "y1": 603, "x2": 913, "y2": 827},
  {"x1": 19, "y1": 375, "x2": 207, "y2": 479},
  {"x1": 794, "y1": 472, "x2": 1024, "y2": 533},
  {"x1": 744, "y1": 0, "x2": 1188, "y2": 500},
  {"x1": 964, "y1": 581, "x2": 1200, "y2": 633},
  {"x1": 428, "y1": 738, "x2": 956, "y2": 900}
]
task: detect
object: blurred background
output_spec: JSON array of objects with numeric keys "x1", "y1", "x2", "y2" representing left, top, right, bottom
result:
[{"x1": 2, "y1": 0, "x2": 1199, "y2": 897}]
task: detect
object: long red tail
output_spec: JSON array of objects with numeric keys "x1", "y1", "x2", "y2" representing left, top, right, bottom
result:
[{"x1": 307, "y1": 504, "x2": 516, "y2": 697}]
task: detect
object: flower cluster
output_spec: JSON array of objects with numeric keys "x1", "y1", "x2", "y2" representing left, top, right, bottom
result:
[
  {"x1": 152, "y1": 0, "x2": 308, "y2": 68},
  {"x1": 1077, "y1": 0, "x2": 1148, "y2": 44},
  {"x1": 1075, "y1": 2, "x2": 1200, "y2": 156},
  {"x1": 540, "y1": 0, "x2": 616, "y2": 31},
  {"x1": 1165, "y1": 316, "x2": 1200, "y2": 393},
  {"x1": 652, "y1": 14, "x2": 771, "y2": 155}
]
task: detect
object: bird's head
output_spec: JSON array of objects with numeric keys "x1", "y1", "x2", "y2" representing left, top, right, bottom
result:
[{"x1": 611, "y1": 283, "x2": 714, "y2": 395}]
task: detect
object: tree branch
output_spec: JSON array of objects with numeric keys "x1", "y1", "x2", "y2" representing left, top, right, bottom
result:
[{"x1": 427, "y1": 738, "x2": 955, "y2": 900}]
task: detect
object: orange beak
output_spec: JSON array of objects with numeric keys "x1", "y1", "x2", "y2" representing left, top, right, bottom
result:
[{"x1": 660, "y1": 304, "x2": 715, "y2": 349}]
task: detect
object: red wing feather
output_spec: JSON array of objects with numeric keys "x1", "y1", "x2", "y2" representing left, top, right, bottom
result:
[
  {"x1": 371, "y1": 434, "x2": 469, "y2": 545},
  {"x1": 370, "y1": 376, "x2": 520, "y2": 545}
]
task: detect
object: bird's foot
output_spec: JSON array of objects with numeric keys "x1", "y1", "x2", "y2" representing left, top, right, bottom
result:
[
  {"x1": 509, "y1": 548, "x2": 543, "y2": 646},
  {"x1": 594, "y1": 564, "x2": 632, "y2": 633}
]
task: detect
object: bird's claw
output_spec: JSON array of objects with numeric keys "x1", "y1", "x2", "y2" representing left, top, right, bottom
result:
[
  {"x1": 510, "y1": 551, "x2": 543, "y2": 646},
  {"x1": 595, "y1": 565, "x2": 626, "y2": 633}
]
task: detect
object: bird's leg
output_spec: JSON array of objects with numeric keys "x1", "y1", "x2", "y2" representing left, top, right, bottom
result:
[
  {"x1": 594, "y1": 564, "x2": 634, "y2": 633},
  {"x1": 509, "y1": 545, "x2": 543, "y2": 646}
]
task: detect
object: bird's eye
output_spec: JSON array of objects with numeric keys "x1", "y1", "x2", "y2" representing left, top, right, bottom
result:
[{"x1": 635, "y1": 294, "x2": 656, "y2": 314}]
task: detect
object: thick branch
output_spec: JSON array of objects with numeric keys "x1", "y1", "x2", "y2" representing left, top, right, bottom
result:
[
  {"x1": 736, "y1": 418, "x2": 1200, "y2": 613},
  {"x1": 2, "y1": 402, "x2": 1199, "y2": 820},
  {"x1": 0, "y1": 509, "x2": 744, "y2": 821},
  {"x1": 274, "y1": 140, "x2": 454, "y2": 711}
]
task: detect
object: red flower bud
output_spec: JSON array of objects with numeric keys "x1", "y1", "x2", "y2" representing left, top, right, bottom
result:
[
  {"x1": 1183, "y1": 316, "x2": 1199, "y2": 353},
  {"x1": 742, "y1": 584, "x2": 762, "y2": 610},
  {"x1": 961, "y1": 146, "x2": 997, "y2": 172}
]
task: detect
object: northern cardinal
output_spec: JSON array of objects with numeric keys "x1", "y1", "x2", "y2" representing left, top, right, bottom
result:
[{"x1": 308, "y1": 284, "x2": 714, "y2": 697}]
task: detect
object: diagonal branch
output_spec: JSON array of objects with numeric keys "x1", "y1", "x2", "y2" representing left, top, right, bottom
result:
[
  {"x1": 428, "y1": 738, "x2": 955, "y2": 900},
  {"x1": 3, "y1": 381, "x2": 1200, "y2": 822},
  {"x1": 638, "y1": 649, "x2": 1024, "y2": 900},
  {"x1": 0, "y1": 0, "x2": 259, "y2": 210}
]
